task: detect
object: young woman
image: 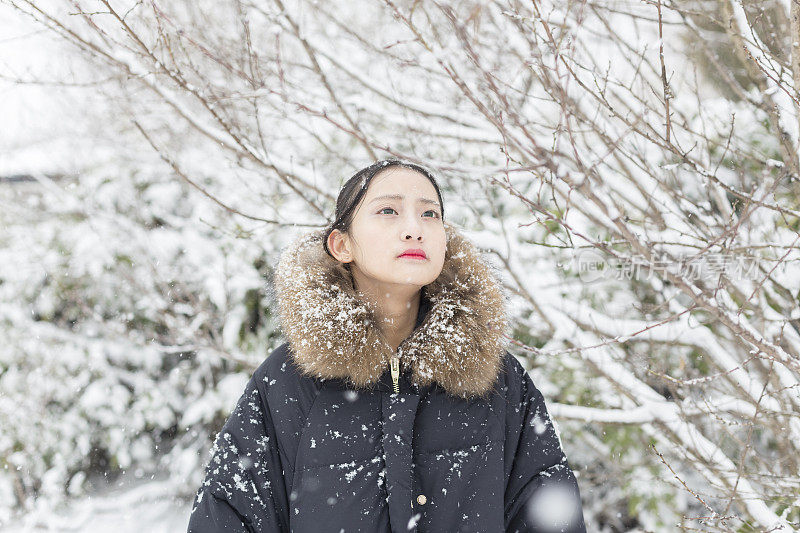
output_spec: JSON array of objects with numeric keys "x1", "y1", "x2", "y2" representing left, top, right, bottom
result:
[{"x1": 187, "y1": 159, "x2": 586, "y2": 532}]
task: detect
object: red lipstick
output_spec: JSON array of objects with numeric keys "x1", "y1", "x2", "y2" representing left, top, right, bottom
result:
[{"x1": 398, "y1": 248, "x2": 427, "y2": 259}]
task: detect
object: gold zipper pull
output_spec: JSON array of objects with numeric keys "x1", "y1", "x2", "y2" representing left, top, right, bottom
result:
[{"x1": 390, "y1": 354, "x2": 400, "y2": 394}]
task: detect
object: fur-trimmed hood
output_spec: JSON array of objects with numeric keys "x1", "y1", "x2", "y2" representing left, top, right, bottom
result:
[{"x1": 271, "y1": 222, "x2": 511, "y2": 399}]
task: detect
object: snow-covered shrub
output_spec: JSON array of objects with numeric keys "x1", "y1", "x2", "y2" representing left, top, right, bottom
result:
[{"x1": 0, "y1": 166, "x2": 281, "y2": 522}]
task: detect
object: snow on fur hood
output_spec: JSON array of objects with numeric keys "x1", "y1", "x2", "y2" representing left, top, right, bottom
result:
[{"x1": 270, "y1": 222, "x2": 512, "y2": 400}]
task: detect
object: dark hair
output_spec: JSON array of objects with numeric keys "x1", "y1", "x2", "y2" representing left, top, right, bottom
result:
[{"x1": 323, "y1": 159, "x2": 445, "y2": 260}]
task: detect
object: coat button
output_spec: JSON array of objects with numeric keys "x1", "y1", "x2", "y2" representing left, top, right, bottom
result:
[{"x1": 416, "y1": 494, "x2": 427, "y2": 505}]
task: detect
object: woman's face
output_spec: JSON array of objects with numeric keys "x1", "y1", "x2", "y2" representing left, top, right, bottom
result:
[{"x1": 335, "y1": 166, "x2": 447, "y2": 292}]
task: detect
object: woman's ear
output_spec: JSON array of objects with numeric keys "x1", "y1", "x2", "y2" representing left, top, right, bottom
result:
[{"x1": 327, "y1": 229, "x2": 353, "y2": 264}]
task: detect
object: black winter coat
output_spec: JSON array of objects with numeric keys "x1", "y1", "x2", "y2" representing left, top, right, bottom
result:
[{"x1": 188, "y1": 224, "x2": 586, "y2": 532}]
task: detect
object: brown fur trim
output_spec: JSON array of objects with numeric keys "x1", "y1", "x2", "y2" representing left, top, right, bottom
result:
[{"x1": 271, "y1": 222, "x2": 511, "y2": 399}]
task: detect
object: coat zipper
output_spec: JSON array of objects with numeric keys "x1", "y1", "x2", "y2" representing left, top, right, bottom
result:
[{"x1": 390, "y1": 354, "x2": 400, "y2": 394}]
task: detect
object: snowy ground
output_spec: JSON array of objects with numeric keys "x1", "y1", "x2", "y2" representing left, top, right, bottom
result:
[{"x1": 3, "y1": 476, "x2": 191, "y2": 532}]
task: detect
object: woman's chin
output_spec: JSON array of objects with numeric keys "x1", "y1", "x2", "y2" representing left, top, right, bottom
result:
[{"x1": 392, "y1": 270, "x2": 439, "y2": 287}]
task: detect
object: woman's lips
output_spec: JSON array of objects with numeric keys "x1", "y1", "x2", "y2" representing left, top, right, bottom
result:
[{"x1": 398, "y1": 250, "x2": 427, "y2": 259}]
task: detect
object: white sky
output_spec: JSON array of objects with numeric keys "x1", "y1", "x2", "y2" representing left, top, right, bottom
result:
[{"x1": 1, "y1": 5, "x2": 98, "y2": 176}]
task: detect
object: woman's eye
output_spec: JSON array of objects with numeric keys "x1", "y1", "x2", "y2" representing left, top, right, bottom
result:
[{"x1": 378, "y1": 207, "x2": 440, "y2": 218}]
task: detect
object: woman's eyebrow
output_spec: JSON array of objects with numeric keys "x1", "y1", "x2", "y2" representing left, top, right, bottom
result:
[{"x1": 369, "y1": 194, "x2": 439, "y2": 206}]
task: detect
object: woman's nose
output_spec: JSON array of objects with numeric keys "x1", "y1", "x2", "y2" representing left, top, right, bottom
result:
[{"x1": 401, "y1": 214, "x2": 423, "y2": 239}]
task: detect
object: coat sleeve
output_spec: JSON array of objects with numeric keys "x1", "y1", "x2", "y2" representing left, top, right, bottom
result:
[
  {"x1": 187, "y1": 373, "x2": 291, "y2": 532},
  {"x1": 503, "y1": 353, "x2": 586, "y2": 533}
]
